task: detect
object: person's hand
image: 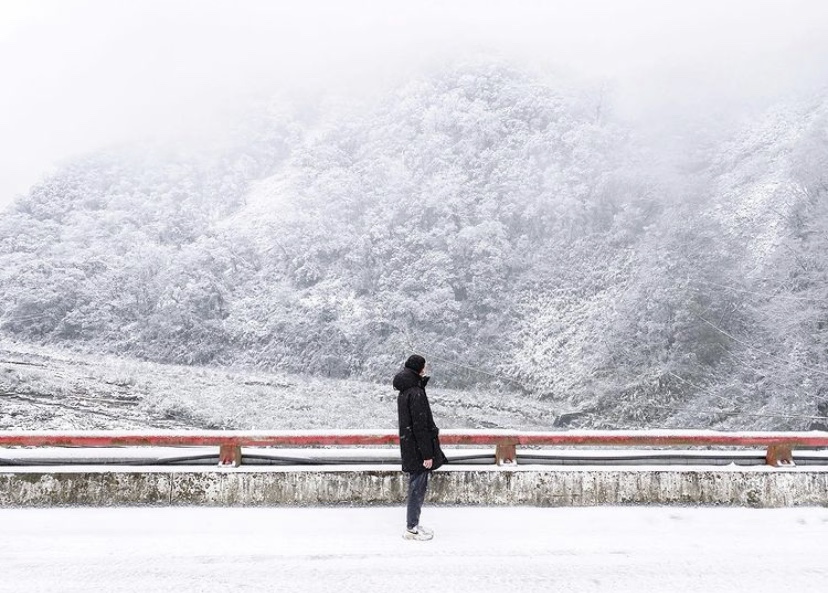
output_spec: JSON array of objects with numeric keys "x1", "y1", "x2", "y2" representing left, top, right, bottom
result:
[{"x1": 423, "y1": 459, "x2": 433, "y2": 469}]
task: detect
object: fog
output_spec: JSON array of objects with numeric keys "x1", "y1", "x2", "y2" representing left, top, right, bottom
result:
[{"x1": 2, "y1": 0, "x2": 827, "y2": 209}]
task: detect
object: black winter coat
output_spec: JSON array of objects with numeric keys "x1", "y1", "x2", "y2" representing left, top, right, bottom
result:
[{"x1": 394, "y1": 367, "x2": 447, "y2": 473}]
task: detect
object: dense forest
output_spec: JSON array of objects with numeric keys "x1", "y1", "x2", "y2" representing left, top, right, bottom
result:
[{"x1": 1, "y1": 62, "x2": 827, "y2": 429}]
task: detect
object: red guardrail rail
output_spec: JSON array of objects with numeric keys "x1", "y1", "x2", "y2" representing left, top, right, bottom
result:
[{"x1": 2, "y1": 430, "x2": 828, "y2": 467}]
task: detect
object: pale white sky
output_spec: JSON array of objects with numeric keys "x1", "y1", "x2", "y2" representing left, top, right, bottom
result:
[{"x1": 1, "y1": 0, "x2": 827, "y2": 209}]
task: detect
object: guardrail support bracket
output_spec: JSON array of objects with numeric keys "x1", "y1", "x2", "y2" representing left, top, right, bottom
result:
[
  {"x1": 766, "y1": 444, "x2": 794, "y2": 467},
  {"x1": 219, "y1": 444, "x2": 242, "y2": 467},
  {"x1": 495, "y1": 438, "x2": 519, "y2": 466}
]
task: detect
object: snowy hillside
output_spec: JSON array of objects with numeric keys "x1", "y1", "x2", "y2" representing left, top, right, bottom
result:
[
  {"x1": 0, "y1": 339, "x2": 558, "y2": 431},
  {"x1": 1, "y1": 63, "x2": 827, "y2": 430}
]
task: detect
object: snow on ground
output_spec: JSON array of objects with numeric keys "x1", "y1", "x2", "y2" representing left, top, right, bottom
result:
[
  {"x1": 1, "y1": 506, "x2": 827, "y2": 593},
  {"x1": 0, "y1": 339, "x2": 554, "y2": 433}
]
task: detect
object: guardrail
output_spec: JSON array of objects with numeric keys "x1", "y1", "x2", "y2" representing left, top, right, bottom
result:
[{"x1": 3, "y1": 430, "x2": 828, "y2": 467}]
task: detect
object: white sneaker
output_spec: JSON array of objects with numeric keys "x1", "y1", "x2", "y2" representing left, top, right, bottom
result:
[
  {"x1": 416, "y1": 524, "x2": 434, "y2": 536},
  {"x1": 403, "y1": 526, "x2": 434, "y2": 541}
]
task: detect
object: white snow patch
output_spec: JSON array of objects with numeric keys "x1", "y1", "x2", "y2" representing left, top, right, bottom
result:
[{"x1": 1, "y1": 506, "x2": 828, "y2": 592}]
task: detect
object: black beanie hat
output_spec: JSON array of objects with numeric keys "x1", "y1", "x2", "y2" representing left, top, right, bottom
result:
[{"x1": 404, "y1": 354, "x2": 426, "y2": 373}]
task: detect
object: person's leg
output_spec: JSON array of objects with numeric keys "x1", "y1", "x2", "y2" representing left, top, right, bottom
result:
[{"x1": 406, "y1": 471, "x2": 429, "y2": 530}]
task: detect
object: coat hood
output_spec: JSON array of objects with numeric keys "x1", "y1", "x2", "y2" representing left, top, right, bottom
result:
[{"x1": 393, "y1": 367, "x2": 422, "y2": 392}]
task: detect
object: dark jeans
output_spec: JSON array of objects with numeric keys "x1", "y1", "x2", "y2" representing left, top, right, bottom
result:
[{"x1": 406, "y1": 470, "x2": 429, "y2": 530}]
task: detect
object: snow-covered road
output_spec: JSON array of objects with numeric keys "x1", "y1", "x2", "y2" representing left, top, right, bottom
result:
[{"x1": 2, "y1": 506, "x2": 827, "y2": 592}]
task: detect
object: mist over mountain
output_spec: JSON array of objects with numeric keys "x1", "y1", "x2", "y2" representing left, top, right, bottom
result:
[{"x1": 2, "y1": 60, "x2": 827, "y2": 429}]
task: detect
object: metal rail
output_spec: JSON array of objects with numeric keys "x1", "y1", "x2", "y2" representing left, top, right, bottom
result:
[{"x1": 2, "y1": 430, "x2": 828, "y2": 467}]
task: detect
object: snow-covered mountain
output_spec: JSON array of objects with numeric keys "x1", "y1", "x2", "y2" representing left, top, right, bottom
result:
[{"x1": 2, "y1": 63, "x2": 827, "y2": 429}]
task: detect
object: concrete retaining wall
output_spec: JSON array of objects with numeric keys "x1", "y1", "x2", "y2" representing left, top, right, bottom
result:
[{"x1": 2, "y1": 466, "x2": 828, "y2": 507}]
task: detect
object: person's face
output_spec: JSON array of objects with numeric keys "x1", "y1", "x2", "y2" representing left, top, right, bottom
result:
[{"x1": 419, "y1": 364, "x2": 427, "y2": 376}]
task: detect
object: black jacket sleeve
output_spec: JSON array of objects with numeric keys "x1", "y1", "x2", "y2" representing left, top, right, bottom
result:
[{"x1": 408, "y1": 389, "x2": 435, "y2": 459}]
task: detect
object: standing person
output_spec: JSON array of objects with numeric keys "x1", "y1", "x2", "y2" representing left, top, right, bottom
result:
[{"x1": 394, "y1": 354, "x2": 447, "y2": 541}]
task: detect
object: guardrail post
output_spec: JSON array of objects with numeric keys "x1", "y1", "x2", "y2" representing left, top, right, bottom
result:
[
  {"x1": 495, "y1": 437, "x2": 519, "y2": 465},
  {"x1": 766, "y1": 444, "x2": 794, "y2": 467},
  {"x1": 219, "y1": 443, "x2": 242, "y2": 467}
]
